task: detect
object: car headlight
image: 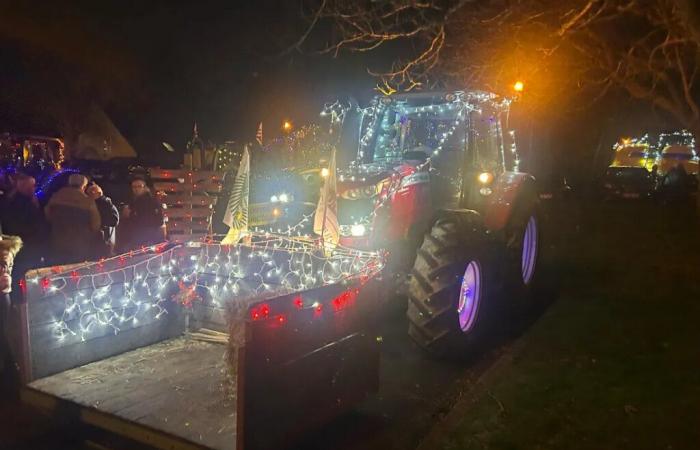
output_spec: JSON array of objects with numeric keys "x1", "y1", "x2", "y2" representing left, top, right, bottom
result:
[
  {"x1": 270, "y1": 193, "x2": 292, "y2": 203},
  {"x1": 340, "y1": 223, "x2": 371, "y2": 237},
  {"x1": 350, "y1": 223, "x2": 367, "y2": 237},
  {"x1": 340, "y1": 185, "x2": 378, "y2": 200}
]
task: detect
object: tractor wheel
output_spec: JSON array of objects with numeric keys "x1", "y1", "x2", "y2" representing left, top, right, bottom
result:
[
  {"x1": 407, "y1": 215, "x2": 493, "y2": 357},
  {"x1": 503, "y1": 187, "x2": 541, "y2": 306}
]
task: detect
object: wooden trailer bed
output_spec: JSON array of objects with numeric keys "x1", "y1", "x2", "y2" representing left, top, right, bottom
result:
[{"x1": 23, "y1": 337, "x2": 238, "y2": 450}]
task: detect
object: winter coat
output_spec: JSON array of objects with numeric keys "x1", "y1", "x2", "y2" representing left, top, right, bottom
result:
[
  {"x1": 121, "y1": 193, "x2": 165, "y2": 250},
  {"x1": 45, "y1": 187, "x2": 101, "y2": 264},
  {"x1": 0, "y1": 192, "x2": 46, "y2": 250},
  {"x1": 94, "y1": 195, "x2": 119, "y2": 257}
]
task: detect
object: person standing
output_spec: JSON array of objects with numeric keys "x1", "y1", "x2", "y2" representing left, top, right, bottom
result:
[
  {"x1": 119, "y1": 178, "x2": 165, "y2": 251},
  {"x1": 0, "y1": 171, "x2": 47, "y2": 298},
  {"x1": 0, "y1": 234, "x2": 22, "y2": 380},
  {"x1": 44, "y1": 174, "x2": 101, "y2": 264},
  {"x1": 86, "y1": 183, "x2": 119, "y2": 258}
]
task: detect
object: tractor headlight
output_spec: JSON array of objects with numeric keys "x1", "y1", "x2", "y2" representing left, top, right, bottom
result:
[
  {"x1": 270, "y1": 193, "x2": 292, "y2": 203},
  {"x1": 350, "y1": 223, "x2": 367, "y2": 237},
  {"x1": 340, "y1": 185, "x2": 378, "y2": 200},
  {"x1": 478, "y1": 172, "x2": 494, "y2": 184}
]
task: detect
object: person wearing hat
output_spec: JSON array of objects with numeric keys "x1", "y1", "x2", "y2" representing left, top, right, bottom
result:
[{"x1": 44, "y1": 174, "x2": 101, "y2": 264}]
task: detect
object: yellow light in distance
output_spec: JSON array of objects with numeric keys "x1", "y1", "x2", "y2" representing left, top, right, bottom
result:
[
  {"x1": 321, "y1": 167, "x2": 330, "y2": 178},
  {"x1": 513, "y1": 81, "x2": 525, "y2": 92},
  {"x1": 282, "y1": 121, "x2": 293, "y2": 132}
]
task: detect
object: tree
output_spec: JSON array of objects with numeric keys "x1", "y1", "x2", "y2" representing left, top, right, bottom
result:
[{"x1": 296, "y1": 0, "x2": 700, "y2": 139}]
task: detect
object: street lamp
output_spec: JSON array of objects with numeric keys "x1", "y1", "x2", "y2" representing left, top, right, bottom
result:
[
  {"x1": 282, "y1": 120, "x2": 293, "y2": 133},
  {"x1": 513, "y1": 80, "x2": 525, "y2": 93}
]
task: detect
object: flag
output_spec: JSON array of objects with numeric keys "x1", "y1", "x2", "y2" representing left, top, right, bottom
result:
[
  {"x1": 256, "y1": 122, "x2": 263, "y2": 146},
  {"x1": 222, "y1": 146, "x2": 250, "y2": 244},
  {"x1": 313, "y1": 148, "x2": 339, "y2": 252}
]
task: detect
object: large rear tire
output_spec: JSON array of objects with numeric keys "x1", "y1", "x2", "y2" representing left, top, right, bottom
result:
[
  {"x1": 503, "y1": 185, "x2": 541, "y2": 307},
  {"x1": 407, "y1": 214, "x2": 493, "y2": 357}
]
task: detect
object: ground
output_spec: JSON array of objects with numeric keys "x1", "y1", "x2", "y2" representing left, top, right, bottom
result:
[
  {"x1": 2, "y1": 198, "x2": 699, "y2": 449},
  {"x1": 422, "y1": 199, "x2": 700, "y2": 450}
]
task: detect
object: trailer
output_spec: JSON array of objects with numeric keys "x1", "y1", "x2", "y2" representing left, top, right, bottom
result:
[{"x1": 8, "y1": 234, "x2": 384, "y2": 450}]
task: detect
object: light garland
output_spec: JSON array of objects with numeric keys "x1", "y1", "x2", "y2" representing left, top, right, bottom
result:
[{"x1": 28, "y1": 234, "x2": 385, "y2": 344}]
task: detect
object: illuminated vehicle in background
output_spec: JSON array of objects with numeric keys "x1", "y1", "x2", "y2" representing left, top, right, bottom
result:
[
  {"x1": 0, "y1": 133, "x2": 65, "y2": 185},
  {"x1": 655, "y1": 130, "x2": 698, "y2": 175},
  {"x1": 656, "y1": 145, "x2": 698, "y2": 175},
  {"x1": 601, "y1": 166, "x2": 656, "y2": 200},
  {"x1": 610, "y1": 136, "x2": 654, "y2": 171},
  {"x1": 327, "y1": 91, "x2": 541, "y2": 356},
  {"x1": 248, "y1": 169, "x2": 318, "y2": 231}
]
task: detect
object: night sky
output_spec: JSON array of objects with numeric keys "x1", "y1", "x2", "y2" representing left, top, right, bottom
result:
[
  {"x1": 0, "y1": 0, "x2": 681, "y2": 180},
  {"x1": 0, "y1": 0, "x2": 378, "y2": 157}
]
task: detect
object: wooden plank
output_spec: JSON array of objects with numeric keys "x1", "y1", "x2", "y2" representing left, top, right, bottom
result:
[
  {"x1": 165, "y1": 208, "x2": 215, "y2": 219},
  {"x1": 154, "y1": 182, "x2": 222, "y2": 194},
  {"x1": 28, "y1": 337, "x2": 238, "y2": 450},
  {"x1": 21, "y1": 388, "x2": 209, "y2": 450},
  {"x1": 150, "y1": 168, "x2": 223, "y2": 183},
  {"x1": 166, "y1": 196, "x2": 218, "y2": 207}
]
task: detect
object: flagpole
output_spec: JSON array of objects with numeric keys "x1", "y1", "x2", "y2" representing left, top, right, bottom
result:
[{"x1": 321, "y1": 166, "x2": 329, "y2": 247}]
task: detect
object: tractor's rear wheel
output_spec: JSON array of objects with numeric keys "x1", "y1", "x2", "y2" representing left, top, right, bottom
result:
[
  {"x1": 407, "y1": 215, "x2": 492, "y2": 357},
  {"x1": 503, "y1": 188, "x2": 542, "y2": 307}
]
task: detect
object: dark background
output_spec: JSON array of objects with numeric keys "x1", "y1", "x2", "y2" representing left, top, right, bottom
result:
[{"x1": 0, "y1": 0, "x2": 682, "y2": 182}]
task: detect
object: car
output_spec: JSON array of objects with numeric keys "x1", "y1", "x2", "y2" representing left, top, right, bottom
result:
[{"x1": 601, "y1": 166, "x2": 655, "y2": 200}]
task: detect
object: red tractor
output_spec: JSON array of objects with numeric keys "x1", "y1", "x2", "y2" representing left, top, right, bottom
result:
[{"x1": 331, "y1": 90, "x2": 541, "y2": 356}]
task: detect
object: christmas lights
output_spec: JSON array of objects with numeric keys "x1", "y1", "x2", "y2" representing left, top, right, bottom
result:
[{"x1": 30, "y1": 233, "x2": 384, "y2": 344}]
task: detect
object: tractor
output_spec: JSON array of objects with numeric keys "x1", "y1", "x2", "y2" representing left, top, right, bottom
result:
[{"x1": 330, "y1": 90, "x2": 541, "y2": 356}]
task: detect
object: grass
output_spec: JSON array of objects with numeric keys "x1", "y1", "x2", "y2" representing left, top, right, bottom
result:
[{"x1": 437, "y1": 200, "x2": 700, "y2": 450}]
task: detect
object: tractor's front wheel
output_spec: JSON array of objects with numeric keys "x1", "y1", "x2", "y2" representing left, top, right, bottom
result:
[{"x1": 407, "y1": 215, "x2": 493, "y2": 357}]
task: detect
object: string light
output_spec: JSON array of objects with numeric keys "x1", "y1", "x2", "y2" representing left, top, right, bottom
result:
[{"x1": 32, "y1": 234, "x2": 385, "y2": 344}]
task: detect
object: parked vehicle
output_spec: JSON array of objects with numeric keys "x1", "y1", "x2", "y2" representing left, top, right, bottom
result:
[
  {"x1": 601, "y1": 166, "x2": 656, "y2": 200},
  {"x1": 655, "y1": 144, "x2": 699, "y2": 176}
]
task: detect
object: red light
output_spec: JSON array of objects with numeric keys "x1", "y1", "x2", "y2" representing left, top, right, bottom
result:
[
  {"x1": 293, "y1": 296, "x2": 303, "y2": 309},
  {"x1": 41, "y1": 277, "x2": 50, "y2": 290},
  {"x1": 313, "y1": 303, "x2": 323, "y2": 318},
  {"x1": 276, "y1": 314, "x2": 286, "y2": 325},
  {"x1": 251, "y1": 303, "x2": 271, "y2": 321},
  {"x1": 70, "y1": 271, "x2": 79, "y2": 281},
  {"x1": 332, "y1": 289, "x2": 358, "y2": 312},
  {"x1": 19, "y1": 279, "x2": 26, "y2": 295}
]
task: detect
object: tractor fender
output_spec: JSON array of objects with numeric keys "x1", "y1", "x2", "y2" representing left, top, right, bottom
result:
[
  {"x1": 429, "y1": 208, "x2": 487, "y2": 242},
  {"x1": 483, "y1": 172, "x2": 537, "y2": 232}
]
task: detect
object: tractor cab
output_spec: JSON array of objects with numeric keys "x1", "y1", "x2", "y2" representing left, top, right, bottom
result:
[{"x1": 332, "y1": 91, "x2": 515, "y2": 249}]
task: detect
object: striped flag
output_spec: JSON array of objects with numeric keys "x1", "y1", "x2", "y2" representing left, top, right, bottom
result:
[
  {"x1": 255, "y1": 122, "x2": 263, "y2": 146},
  {"x1": 222, "y1": 146, "x2": 250, "y2": 244},
  {"x1": 314, "y1": 148, "x2": 339, "y2": 252}
]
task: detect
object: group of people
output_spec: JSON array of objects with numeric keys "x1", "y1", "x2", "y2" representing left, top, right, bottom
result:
[
  {"x1": 0, "y1": 173, "x2": 165, "y2": 380},
  {"x1": 0, "y1": 172, "x2": 165, "y2": 282}
]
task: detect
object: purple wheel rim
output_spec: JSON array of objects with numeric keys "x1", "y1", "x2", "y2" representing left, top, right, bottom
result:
[
  {"x1": 521, "y1": 216, "x2": 538, "y2": 285},
  {"x1": 458, "y1": 261, "x2": 482, "y2": 332}
]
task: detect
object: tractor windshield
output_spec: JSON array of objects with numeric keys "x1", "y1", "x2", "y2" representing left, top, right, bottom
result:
[
  {"x1": 363, "y1": 101, "x2": 467, "y2": 164},
  {"x1": 358, "y1": 97, "x2": 505, "y2": 172}
]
